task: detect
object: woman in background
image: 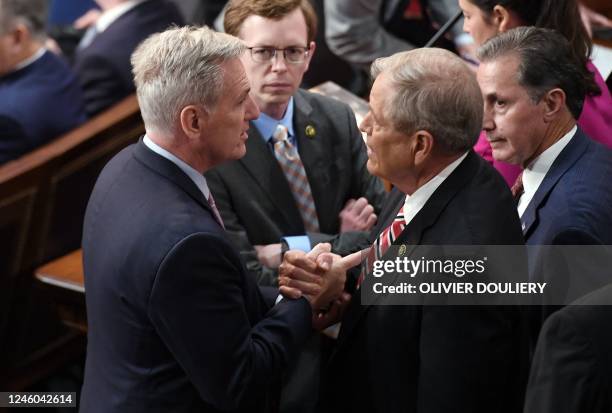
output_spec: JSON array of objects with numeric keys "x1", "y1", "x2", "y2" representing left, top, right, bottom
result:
[{"x1": 458, "y1": 0, "x2": 612, "y2": 185}]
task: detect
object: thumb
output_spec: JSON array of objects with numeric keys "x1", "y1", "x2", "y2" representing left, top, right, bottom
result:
[{"x1": 307, "y1": 242, "x2": 332, "y2": 261}]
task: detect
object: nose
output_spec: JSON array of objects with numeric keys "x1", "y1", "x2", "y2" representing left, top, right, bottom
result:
[
  {"x1": 245, "y1": 93, "x2": 260, "y2": 121},
  {"x1": 481, "y1": 105, "x2": 494, "y2": 131},
  {"x1": 271, "y1": 51, "x2": 288, "y2": 72},
  {"x1": 359, "y1": 112, "x2": 373, "y2": 135}
]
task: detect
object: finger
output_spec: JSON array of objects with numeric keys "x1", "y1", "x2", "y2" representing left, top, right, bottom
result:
[
  {"x1": 289, "y1": 265, "x2": 325, "y2": 284},
  {"x1": 284, "y1": 250, "x2": 318, "y2": 273},
  {"x1": 352, "y1": 197, "x2": 368, "y2": 212},
  {"x1": 357, "y1": 204, "x2": 375, "y2": 222},
  {"x1": 284, "y1": 278, "x2": 322, "y2": 296},
  {"x1": 279, "y1": 286, "x2": 302, "y2": 300},
  {"x1": 339, "y1": 250, "x2": 365, "y2": 271},
  {"x1": 306, "y1": 242, "x2": 331, "y2": 261},
  {"x1": 364, "y1": 213, "x2": 377, "y2": 229},
  {"x1": 342, "y1": 198, "x2": 356, "y2": 212},
  {"x1": 316, "y1": 252, "x2": 335, "y2": 271}
]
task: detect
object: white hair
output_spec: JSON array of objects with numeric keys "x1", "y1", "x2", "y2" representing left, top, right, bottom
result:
[
  {"x1": 131, "y1": 26, "x2": 246, "y2": 136},
  {"x1": 371, "y1": 48, "x2": 483, "y2": 153}
]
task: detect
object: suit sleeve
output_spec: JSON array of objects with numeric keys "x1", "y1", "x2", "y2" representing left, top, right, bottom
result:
[
  {"x1": 524, "y1": 309, "x2": 598, "y2": 413},
  {"x1": 148, "y1": 232, "x2": 312, "y2": 411},
  {"x1": 0, "y1": 115, "x2": 28, "y2": 164},
  {"x1": 206, "y1": 169, "x2": 281, "y2": 286}
]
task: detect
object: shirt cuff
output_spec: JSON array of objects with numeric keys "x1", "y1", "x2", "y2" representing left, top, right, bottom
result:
[{"x1": 283, "y1": 235, "x2": 311, "y2": 252}]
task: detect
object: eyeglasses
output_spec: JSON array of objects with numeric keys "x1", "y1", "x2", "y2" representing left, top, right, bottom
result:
[{"x1": 247, "y1": 46, "x2": 310, "y2": 64}]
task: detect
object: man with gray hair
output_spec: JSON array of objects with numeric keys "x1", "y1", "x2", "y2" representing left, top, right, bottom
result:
[
  {"x1": 279, "y1": 48, "x2": 527, "y2": 412},
  {"x1": 476, "y1": 27, "x2": 612, "y2": 338},
  {"x1": 80, "y1": 26, "x2": 346, "y2": 413},
  {"x1": 0, "y1": 0, "x2": 86, "y2": 164}
]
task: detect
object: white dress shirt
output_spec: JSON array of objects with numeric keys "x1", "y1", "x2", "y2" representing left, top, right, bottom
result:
[
  {"x1": 517, "y1": 126, "x2": 577, "y2": 218},
  {"x1": 402, "y1": 151, "x2": 469, "y2": 225},
  {"x1": 143, "y1": 135, "x2": 211, "y2": 201}
]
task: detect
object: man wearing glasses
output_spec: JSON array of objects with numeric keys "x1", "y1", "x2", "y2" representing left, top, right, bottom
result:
[
  {"x1": 205, "y1": 1, "x2": 386, "y2": 411},
  {"x1": 207, "y1": 0, "x2": 386, "y2": 288}
]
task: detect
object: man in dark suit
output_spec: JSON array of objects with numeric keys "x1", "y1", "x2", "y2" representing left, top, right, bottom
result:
[
  {"x1": 73, "y1": 0, "x2": 183, "y2": 116},
  {"x1": 207, "y1": 0, "x2": 386, "y2": 287},
  {"x1": 80, "y1": 26, "x2": 347, "y2": 413},
  {"x1": 524, "y1": 283, "x2": 612, "y2": 413},
  {"x1": 280, "y1": 48, "x2": 528, "y2": 413},
  {"x1": 0, "y1": 0, "x2": 86, "y2": 164},
  {"x1": 477, "y1": 27, "x2": 612, "y2": 335}
]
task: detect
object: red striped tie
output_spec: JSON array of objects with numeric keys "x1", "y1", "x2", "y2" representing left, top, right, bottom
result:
[{"x1": 357, "y1": 206, "x2": 406, "y2": 288}]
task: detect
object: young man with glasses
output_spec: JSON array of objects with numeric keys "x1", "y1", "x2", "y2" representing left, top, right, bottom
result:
[
  {"x1": 206, "y1": 1, "x2": 386, "y2": 411},
  {"x1": 207, "y1": 0, "x2": 386, "y2": 287}
]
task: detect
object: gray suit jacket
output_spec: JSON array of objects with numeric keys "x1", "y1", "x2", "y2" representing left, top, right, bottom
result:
[
  {"x1": 324, "y1": 0, "x2": 463, "y2": 66},
  {"x1": 206, "y1": 89, "x2": 386, "y2": 285}
]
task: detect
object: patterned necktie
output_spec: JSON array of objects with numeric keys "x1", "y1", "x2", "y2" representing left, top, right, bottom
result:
[
  {"x1": 272, "y1": 124, "x2": 320, "y2": 232},
  {"x1": 357, "y1": 206, "x2": 406, "y2": 289},
  {"x1": 511, "y1": 172, "x2": 524, "y2": 201},
  {"x1": 207, "y1": 193, "x2": 225, "y2": 229}
]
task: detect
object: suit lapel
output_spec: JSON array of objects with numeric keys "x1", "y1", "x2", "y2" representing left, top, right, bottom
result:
[
  {"x1": 336, "y1": 151, "x2": 479, "y2": 350},
  {"x1": 133, "y1": 138, "x2": 212, "y2": 215},
  {"x1": 238, "y1": 121, "x2": 305, "y2": 230},
  {"x1": 522, "y1": 129, "x2": 588, "y2": 240},
  {"x1": 293, "y1": 90, "x2": 336, "y2": 230}
]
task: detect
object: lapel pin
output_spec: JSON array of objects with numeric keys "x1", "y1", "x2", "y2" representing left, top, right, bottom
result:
[
  {"x1": 398, "y1": 244, "x2": 407, "y2": 256},
  {"x1": 305, "y1": 124, "x2": 316, "y2": 138}
]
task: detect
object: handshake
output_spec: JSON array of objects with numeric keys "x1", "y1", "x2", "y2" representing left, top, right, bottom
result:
[{"x1": 278, "y1": 243, "x2": 364, "y2": 330}]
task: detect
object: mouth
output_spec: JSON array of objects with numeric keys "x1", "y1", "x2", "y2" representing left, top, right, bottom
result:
[{"x1": 264, "y1": 82, "x2": 292, "y2": 89}]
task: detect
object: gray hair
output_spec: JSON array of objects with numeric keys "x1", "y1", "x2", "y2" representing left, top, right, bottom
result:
[
  {"x1": 477, "y1": 26, "x2": 593, "y2": 119},
  {"x1": 371, "y1": 48, "x2": 483, "y2": 153},
  {"x1": 0, "y1": 0, "x2": 48, "y2": 40},
  {"x1": 131, "y1": 26, "x2": 246, "y2": 136}
]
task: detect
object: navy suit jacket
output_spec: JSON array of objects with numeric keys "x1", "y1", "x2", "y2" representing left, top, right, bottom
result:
[
  {"x1": 80, "y1": 139, "x2": 312, "y2": 412},
  {"x1": 321, "y1": 151, "x2": 529, "y2": 413},
  {"x1": 525, "y1": 284, "x2": 612, "y2": 413},
  {"x1": 522, "y1": 128, "x2": 612, "y2": 334},
  {"x1": 0, "y1": 50, "x2": 86, "y2": 164},
  {"x1": 73, "y1": 0, "x2": 183, "y2": 116}
]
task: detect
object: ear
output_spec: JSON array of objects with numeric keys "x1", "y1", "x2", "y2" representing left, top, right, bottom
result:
[
  {"x1": 541, "y1": 88, "x2": 567, "y2": 122},
  {"x1": 179, "y1": 104, "x2": 207, "y2": 140},
  {"x1": 412, "y1": 130, "x2": 434, "y2": 167},
  {"x1": 492, "y1": 5, "x2": 513, "y2": 32},
  {"x1": 303, "y1": 41, "x2": 316, "y2": 72},
  {"x1": 7, "y1": 24, "x2": 29, "y2": 51}
]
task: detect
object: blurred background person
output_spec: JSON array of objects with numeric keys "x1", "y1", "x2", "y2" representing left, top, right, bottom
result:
[
  {"x1": 0, "y1": 0, "x2": 86, "y2": 164},
  {"x1": 72, "y1": 0, "x2": 184, "y2": 117}
]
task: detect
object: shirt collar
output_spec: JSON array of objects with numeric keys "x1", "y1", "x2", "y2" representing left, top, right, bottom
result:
[
  {"x1": 12, "y1": 47, "x2": 46, "y2": 72},
  {"x1": 403, "y1": 151, "x2": 469, "y2": 225},
  {"x1": 96, "y1": 0, "x2": 148, "y2": 33},
  {"x1": 518, "y1": 125, "x2": 577, "y2": 216},
  {"x1": 143, "y1": 135, "x2": 211, "y2": 200},
  {"x1": 252, "y1": 97, "x2": 295, "y2": 143}
]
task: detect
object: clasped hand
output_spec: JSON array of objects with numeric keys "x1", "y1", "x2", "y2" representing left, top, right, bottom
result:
[{"x1": 278, "y1": 243, "x2": 363, "y2": 329}]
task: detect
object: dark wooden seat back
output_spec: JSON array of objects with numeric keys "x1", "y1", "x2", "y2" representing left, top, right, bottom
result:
[{"x1": 0, "y1": 94, "x2": 144, "y2": 386}]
